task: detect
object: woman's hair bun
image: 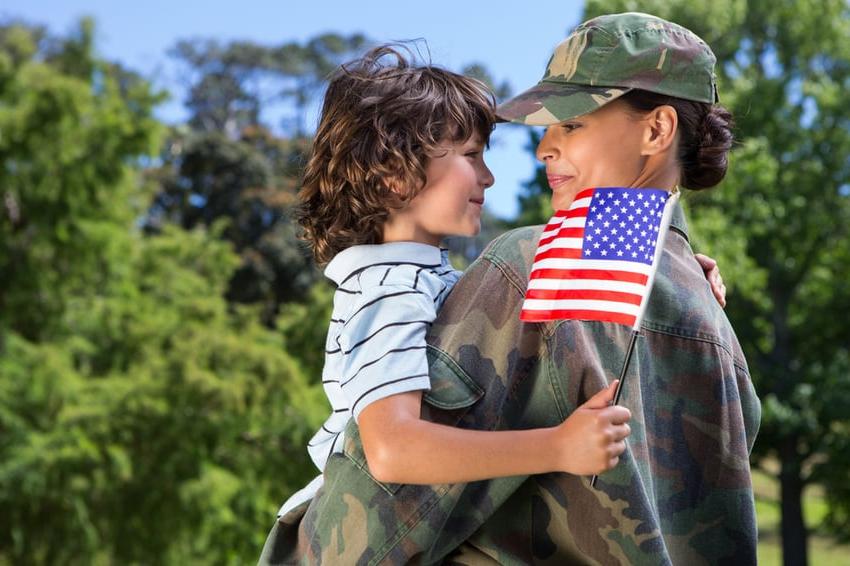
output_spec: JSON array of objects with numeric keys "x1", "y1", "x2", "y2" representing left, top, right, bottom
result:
[{"x1": 682, "y1": 105, "x2": 734, "y2": 190}]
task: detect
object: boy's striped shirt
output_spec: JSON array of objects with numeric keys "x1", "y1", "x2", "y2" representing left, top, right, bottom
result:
[{"x1": 278, "y1": 242, "x2": 460, "y2": 517}]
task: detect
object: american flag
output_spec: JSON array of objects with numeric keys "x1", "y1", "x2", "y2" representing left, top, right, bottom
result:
[{"x1": 520, "y1": 187, "x2": 679, "y2": 329}]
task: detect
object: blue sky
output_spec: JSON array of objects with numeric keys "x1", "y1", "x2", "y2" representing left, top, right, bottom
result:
[{"x1": 2, "y1": 0, "x2": 587, "y2": 219}]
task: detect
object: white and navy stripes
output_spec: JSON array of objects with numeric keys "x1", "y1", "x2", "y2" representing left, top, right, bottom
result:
[
  {"x1": 306, "y1": 242, "x2": 460, "y2": 474},
  {"x1": 278, "y1": 242, "x2": 461, "y2": 517}
]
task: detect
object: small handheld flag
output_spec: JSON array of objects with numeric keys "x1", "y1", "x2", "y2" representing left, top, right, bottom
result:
[
  {"x1": 521, "y1": 187, "x2": 678, "y2": 328},
  {"x1": 519, "y1": 186, "x2": 680, "y2": 487}
]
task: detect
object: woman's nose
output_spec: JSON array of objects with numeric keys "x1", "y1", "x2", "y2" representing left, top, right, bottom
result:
[{"x1": 535, "y1": 127, "x2": 558, "y2": 163}]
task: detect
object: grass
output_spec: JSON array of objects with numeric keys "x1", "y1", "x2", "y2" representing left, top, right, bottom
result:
[{"x1": 754, "y1": 466, "x2": 850, "y2": 565}]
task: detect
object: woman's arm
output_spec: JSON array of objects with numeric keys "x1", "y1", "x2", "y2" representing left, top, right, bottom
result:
[{"x1": 357, "y1": 380, "x2": 630, "y2": 485}]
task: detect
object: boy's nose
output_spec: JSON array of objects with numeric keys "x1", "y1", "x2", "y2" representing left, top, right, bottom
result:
[
  {"x1": 478, "y1": 163, "x2": 496, "y2": 189},
  {"x1": 481, "y1": 165, "x2": 495, "y2": 189}
]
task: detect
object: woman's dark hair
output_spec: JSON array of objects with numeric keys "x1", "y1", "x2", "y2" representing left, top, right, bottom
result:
[
  {"x1": 298, "y1": 44, "x2": 496, "y2": 265},
  {"x1": 619, "y1": 90, "x2": 734, "y2": 190}
]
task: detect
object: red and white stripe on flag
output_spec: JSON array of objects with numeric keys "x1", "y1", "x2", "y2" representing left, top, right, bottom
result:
[{"x1": 520, "y1": 186, "x2": 677, "y2": 328}]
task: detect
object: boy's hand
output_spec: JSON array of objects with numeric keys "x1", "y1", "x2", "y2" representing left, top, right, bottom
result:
[
  {"x1": 695, "y1": 253, "x2": 727, "y2": 308},
  {"x1": 554, "y1": 380, "x2": 631, "y2": 476}
]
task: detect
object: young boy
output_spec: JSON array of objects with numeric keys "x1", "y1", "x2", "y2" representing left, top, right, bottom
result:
[{"x1": 275, "y1": 45, "x2": 632, "y2": 522}]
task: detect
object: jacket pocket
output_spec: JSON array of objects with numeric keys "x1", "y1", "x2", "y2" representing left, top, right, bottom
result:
[
  {"x1": 422, "y1": 345, "x2": 484, "y2": 412},
  {"x1": 341, "y1": 345, "x2": 484, "y2": 495},
  {"x1": 341, "y1": 422, "x2": 403, "y2": 495}
]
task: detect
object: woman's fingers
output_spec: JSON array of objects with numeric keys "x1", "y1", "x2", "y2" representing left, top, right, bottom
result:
[
  {"x1": 695, "y1": 253, "x2": 727, "y2": 308},
  {"x1": 694, "y1": 252, "x2": 717, "y2": 270}
]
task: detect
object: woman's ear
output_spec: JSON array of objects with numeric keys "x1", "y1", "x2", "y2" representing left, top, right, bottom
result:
[{"x1": 641, "y1": 105, "x2": 678, "y2": 156}]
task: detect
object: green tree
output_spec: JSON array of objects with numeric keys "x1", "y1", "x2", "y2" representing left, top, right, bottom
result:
[
  {"x1": 0, "y1": 226, "x2": 326, "y2": 563},
  {"x1": 168, "y1": 33, "x2": 367, "y2": 137},
  {"x1": 0, "y1": 17, "x2": 162, "y2": 341},
  {"x1": 146, "y1": 126, "x2": 317, "y2": 318},
  {"x1": 146, "y1": 34, "x2": 371, "y2": 321},
  {"x1": 517, "y1": 2, "x2": 850, "y2": 564},
  {"x1": 0, "y1": 20, "x2": 326, "y2": 563}
]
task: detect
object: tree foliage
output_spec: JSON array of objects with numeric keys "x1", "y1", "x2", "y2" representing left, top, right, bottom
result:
[
  {"x1": 0, "y1": 17, "x2": 162, "y2": 341},
  {"x1": 0, "y1": 20, "x2": 326, "y2": 564},
  {"x1": 145, "y1": 34, "x2": 372, "y2": 322}
]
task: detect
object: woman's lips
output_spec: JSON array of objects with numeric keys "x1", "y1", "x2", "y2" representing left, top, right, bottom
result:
[{"x1": 547, "y1": 175, "x2": 573, "y2": 189}]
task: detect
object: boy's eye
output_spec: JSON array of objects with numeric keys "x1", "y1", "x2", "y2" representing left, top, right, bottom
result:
[
  {"x1": 465, "y1": 149, "x2": 482, "y2": 158},
  {"x1": 561, "y1": 122, "x2": 580, "y2": 132}
]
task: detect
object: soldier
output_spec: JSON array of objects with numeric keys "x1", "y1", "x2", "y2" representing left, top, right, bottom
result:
[{"x1": 261, "y1": 12, "x2": 755, "y2": 565}]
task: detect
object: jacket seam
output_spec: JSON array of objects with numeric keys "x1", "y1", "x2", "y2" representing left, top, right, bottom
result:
[
  {"x1": 482, "y1": 250, "x2": 558, "y2": 338},
  {"x1": 481, "y1": 252, "x2": 526, "y2": 297},
  {"x1": 544, "y1": 332, "x2": 568, "y2": 420},
  {"x1": 371, "y1": 485, "x2": 452, "y2": 565},
  {"x1": 641, "y1": 322, "x2": 748, "y2": 375}
]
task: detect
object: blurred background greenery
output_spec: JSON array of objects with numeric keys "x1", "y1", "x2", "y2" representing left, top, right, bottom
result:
[{"x1": 1, "y1": 0, "x2": 848, "y2": 564}]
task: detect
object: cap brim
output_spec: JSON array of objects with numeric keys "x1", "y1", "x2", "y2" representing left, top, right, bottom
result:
[{"x1": 497, "y1": 81, "x2": 632, "y2": 126}]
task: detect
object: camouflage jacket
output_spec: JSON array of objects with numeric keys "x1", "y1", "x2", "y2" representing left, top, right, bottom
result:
[{"x1": 261, "y1": 204, "x2": 761, "y2": 565}]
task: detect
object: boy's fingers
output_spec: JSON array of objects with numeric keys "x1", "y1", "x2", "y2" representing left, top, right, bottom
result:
[
  {"x1": 582, "y1": 380, "x2": 619, "y2": 409},
  {"x1": 602, "y1": 406, "x2": 631, "y2": 425},
  {"x1": 610, "y1": 440, "x2": 627, "y2": 456},
  {"x1": 610, "y1": 422, "x2": 631, "y2": 441}
]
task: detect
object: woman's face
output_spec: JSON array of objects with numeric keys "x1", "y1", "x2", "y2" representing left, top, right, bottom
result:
[{"x1": 536, "y1": 100, "x2": 650, "y2": 210}]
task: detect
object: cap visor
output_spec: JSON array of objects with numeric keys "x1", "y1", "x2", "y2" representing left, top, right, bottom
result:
[{"x1": 497, "y1": 81, "x2": 631, "y2": 126}]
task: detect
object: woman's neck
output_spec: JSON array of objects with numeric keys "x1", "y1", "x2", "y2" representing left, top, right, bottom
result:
[{"x1": 633, "y1": 153, "x2": 681, "y2": 191}]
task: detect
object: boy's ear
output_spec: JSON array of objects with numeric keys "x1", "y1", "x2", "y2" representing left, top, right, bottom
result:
[
  {"x1": 641, "y1": 105, "x2": 678, "y2": 156},
  {"x1": 384, "y1": 177, "x2": 407, "y2": 197},
  {"x1": 384, "y1": 172, "x2": 420, "y2": 200},
  {"x1": 383, "y1": 179, "x2": 399, "y2": 194}
]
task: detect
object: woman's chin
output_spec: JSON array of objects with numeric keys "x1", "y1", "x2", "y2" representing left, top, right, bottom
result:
[{"x1": 552, "y1": 190, "x2": 581, "y2": 210}]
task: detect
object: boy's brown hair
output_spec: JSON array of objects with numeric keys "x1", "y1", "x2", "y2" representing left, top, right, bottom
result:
[{"x1": 298, "y1": 44, "x2": 496, "y2": 265}]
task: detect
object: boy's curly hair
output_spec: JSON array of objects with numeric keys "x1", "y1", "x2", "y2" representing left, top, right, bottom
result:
[{"x1": 298, "y1": 44, "x2": 496, "y2": 265}]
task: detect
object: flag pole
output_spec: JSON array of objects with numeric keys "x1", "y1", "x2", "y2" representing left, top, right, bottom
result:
[
  {"x1": 590, "y1": 189, "x2": 680, "y2": 489},
  {"x1": 590, "y1": 330, "x2": 638, "y2": 488},
  {"x1": 613, "y1": 331, "x2": 638, "y2": 407}
]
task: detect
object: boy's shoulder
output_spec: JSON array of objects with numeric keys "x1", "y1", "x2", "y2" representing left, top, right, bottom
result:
[
  {"x1": 354, "y1": 261, "x2": 458, "y2": 302},
  {"x1": 328, "y1": 242, "x2": 453, "y2": 295}
]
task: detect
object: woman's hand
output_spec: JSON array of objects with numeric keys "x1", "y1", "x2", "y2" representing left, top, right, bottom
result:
[
  {"x1": 552, "y1": 381, "x2": 632, "y2": 476},
  {"x1": 695, "y1": 253, "x2": 727, "y2": 308}
]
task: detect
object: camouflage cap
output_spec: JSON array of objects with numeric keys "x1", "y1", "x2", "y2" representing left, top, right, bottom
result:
[{"x1": 497, "y1": 12, "x2": 718, "y2": 126}]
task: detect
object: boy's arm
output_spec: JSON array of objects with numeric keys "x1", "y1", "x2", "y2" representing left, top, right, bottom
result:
[
  {"x1": 357, "y1": 380, "x2": 630, "y2": 484},
  {"x1": 336, "y1": 273, "x2": 621, "y2": 483}
]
